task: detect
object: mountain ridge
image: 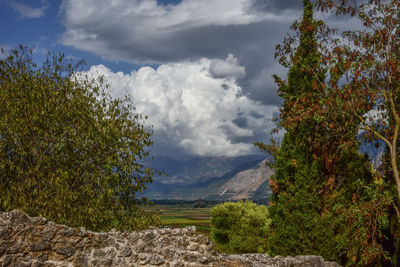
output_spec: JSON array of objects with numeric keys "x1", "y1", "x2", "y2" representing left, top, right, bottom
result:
[
  {"x1": 142, "y1": 155, "x2": 273, "y2": 201},
  {"x1": 142, "y1": 142, "x2": 383, "y2": 201}
]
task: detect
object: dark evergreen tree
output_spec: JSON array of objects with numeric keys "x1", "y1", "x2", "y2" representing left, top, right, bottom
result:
[
  {"x1": 268, "y1": 0, "x2": 333, "y2": 256},
  {"x1": 268, "y1": 0, "x2": 374, "y2": 262}
]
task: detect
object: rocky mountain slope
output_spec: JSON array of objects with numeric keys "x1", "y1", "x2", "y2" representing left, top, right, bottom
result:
[
  {"x1": 216, "y1": 159, "x2": 273, "y2": 200},
  {"x1": 142, "y1": 155, "x2": 273, "y2": 201}
]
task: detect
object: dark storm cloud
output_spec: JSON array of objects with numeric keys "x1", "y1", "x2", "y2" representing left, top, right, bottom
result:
[
  {"x1": 250, "y1": 111, "x2": 265, "y2": 119},
  {"x1": 233, "y1": 116, "x2": 248, "y2": 128},
  {"x1": 250, "y1": 0, "x2": 303, "y2": 12},
  {"x1": 60, "y1": 0, "x2": 300, "y2": 105}
]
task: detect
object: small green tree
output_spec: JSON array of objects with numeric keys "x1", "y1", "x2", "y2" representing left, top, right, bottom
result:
[
  {"x1": 0, "y1": 46, "x2": 159, "y2": 231},
  {"x1": 210, "y1": 201, "x2": 271, "y2": 254},
  {"x1": 193, "y1": 200, "x2": 207, "y2": 208}
]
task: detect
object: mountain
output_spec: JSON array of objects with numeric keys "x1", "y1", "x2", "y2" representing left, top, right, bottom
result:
[
  {"x1": 141, "y1": 154, "x2": 273, "y2": 201},
  {"x1": 141, "y1": 140, "x2": 386, "y2": 201},
  {"x1": 215, "y1": 159, "x2": 273, "y2": 200}
]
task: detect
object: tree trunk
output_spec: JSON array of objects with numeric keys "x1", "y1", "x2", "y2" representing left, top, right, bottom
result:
[{"x1": 389, "y1": 95, "x2": 400, "y2": 222}]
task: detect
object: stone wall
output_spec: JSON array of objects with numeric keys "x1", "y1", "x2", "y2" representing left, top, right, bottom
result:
[{"x1": 0, "y1": 210, "x2": 340, "y2": 267}]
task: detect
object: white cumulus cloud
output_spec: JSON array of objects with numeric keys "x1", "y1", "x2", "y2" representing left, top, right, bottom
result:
[
  {"x1": 210, "y1": 54, "x2": 246, "y2": 79},
  {"x1": 80, "y1": 55, "x2": 277, "y2": 157}
]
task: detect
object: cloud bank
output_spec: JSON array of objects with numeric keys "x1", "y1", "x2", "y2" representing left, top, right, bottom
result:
[
  {"x1": 60, "y1": 0, "x2": 296, "y2": 63},
  {"x1": 80, "y1": 55, "x2": 277, "y2": 157},
  {"x1": 59, "y1": 0, "x2": 303, "y2": 107}
]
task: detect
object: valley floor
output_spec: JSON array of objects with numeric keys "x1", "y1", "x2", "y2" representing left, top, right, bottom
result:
[{"x1": 148, "y1": 204, "x2": 212, "y2": 233}]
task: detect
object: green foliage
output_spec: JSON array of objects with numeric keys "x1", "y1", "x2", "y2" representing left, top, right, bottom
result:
[
  {"x1": 193, "y1": 200, "x2": 208, "y2": 208},
  {"x1": 0, "y1": 46, "x2": 160, "y2": 231},
  {"x1": 210, "y1": 201, "x2": 271, "y2": 254},
  {"x1": 262, "y1": 0, "x2": 399, "y2": 265},
  {"x1": 269, "y1": 133, "x2": 328, "y2": 256},
  {"x1": 269, "y1": 0, "x2": 334, "y2": 257},
  {"x1": 331, "y1": 176, "x2": 394, "y2": 266},
  {"x1": 267, "y1": 1, "x2": 394, "y2": 265}
]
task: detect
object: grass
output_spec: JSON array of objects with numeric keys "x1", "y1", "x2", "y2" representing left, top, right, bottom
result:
[{"x1": 149, "y1": 205, "x2": 213, "y2": 234}]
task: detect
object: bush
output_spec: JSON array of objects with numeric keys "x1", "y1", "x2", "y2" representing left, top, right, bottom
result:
[
  {"x1": 0, "y1": 46, "x2": 160, "y2": 231},
  {"x1": 210, "y1": 201, "x2": 271, "y2": 253}
]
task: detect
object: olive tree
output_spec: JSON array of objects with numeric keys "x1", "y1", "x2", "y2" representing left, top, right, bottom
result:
[{"x1": 0, "y1": 46, "x2": 159, "y2": 231}]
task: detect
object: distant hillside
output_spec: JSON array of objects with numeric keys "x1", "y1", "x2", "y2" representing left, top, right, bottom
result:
[
  {"x1": 142, "y1": 141, "x2": 387, "y2": 201},
  {"x1": 142, "y1": 155, "x2": 273, "y2": 201}
]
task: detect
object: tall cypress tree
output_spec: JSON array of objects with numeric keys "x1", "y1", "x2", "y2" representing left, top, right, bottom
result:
[
  {"x1": 268, "y1": 0, "x2": 333, "y2": 256},
  {"x1": 268, "y1": 1, "x2": 386, "y2": 264}
]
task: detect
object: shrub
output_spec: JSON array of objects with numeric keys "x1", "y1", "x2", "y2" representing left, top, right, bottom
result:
[{"x1": 210, "y1": 201, "x2": 271, "y2": 253}]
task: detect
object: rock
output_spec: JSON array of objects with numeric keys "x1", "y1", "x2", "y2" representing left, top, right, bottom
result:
[
  {"x1": 3, "y1": 255, "x2": 12, "y2": 266},
  {"x1": 183, "y1": 252, "x2": 198, "y2": 262},
  {"x1": 182, "y1": 226, "x2": 196, "y2": 235},
  {"x1": 73, "y1": 252, "x2": 89, "y2": 266},
  {"x1": 92, "y1": 249, "x2": 106, "y2": 258},
  {"x1": 0, "y1": 210, "x2": 341, "y2": 267},
  {"x1": 150, "y1": 254, "x2": 165, "y2": 265},
  {"x1": 187, "y1": 243, "x2": 199, "y2": 251},
  {"x1": 118, "y1": 246, "x2": 131, "y2": 257},
  {"x1": 29, "y1": 241, "x2": 51, "y2": 252},
  {"x1": 0, "y1": 246, "x2": 7, "y2": 257},
  {"x1": 143, "y1": 231, "x2": 156, "y2": 241},
  {"x1": 56, "y1": 247, "x2": 76, "y2": 258},
  {"x1": 172, "y1": 261, "x2": 185, "y2": 267}
]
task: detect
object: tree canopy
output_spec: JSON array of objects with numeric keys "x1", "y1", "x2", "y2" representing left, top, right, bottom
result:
[
  {"x1": 261, "y1": 0, "x2": 399, "y2": 264},
  {"x1": 315, "y1": 0, "x2": 400, "y2": 220},
  {"x1": 0, "y1": 46, "x2": 159, "y2": 231}
]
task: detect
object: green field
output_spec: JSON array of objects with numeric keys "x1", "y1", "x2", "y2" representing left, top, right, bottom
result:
[{"x1": 152, "y1": 205, "x2": 212, "y2": 233}]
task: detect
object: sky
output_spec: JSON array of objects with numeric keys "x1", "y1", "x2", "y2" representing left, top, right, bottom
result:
[{"x1": 0, "y1": 0, "x2": 349, "y2": 158}]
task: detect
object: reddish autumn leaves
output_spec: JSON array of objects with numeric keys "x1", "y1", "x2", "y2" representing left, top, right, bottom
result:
[{"x1": 265, "y1": 0, "x2": 399, "y2": 264}]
